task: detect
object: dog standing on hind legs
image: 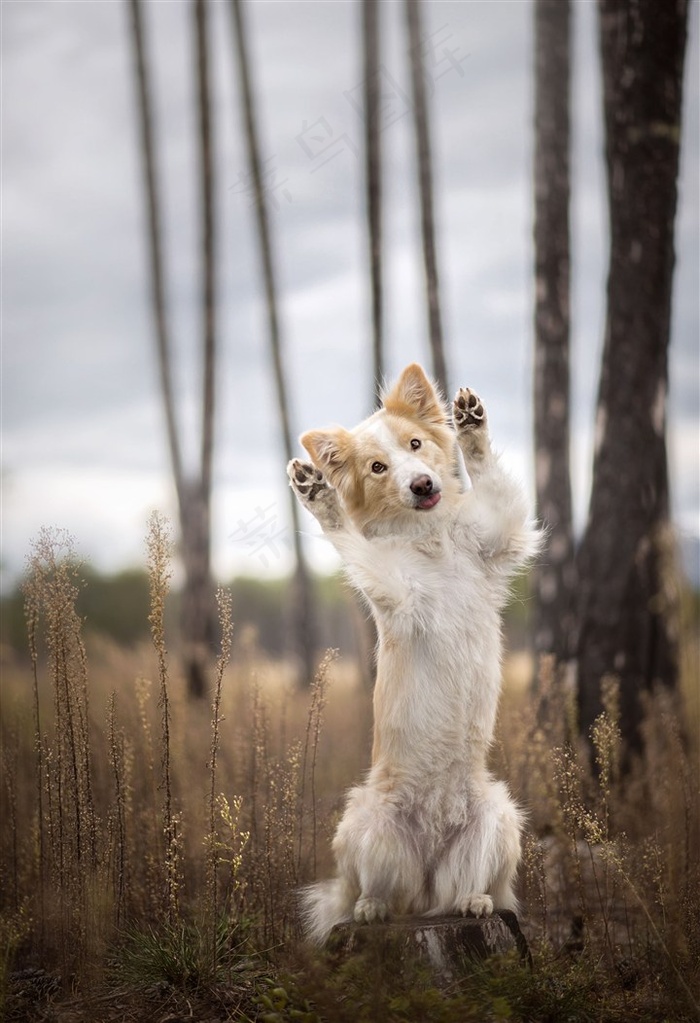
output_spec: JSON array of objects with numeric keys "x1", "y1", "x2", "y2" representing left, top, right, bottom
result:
[{"x1": 287, "y1": 363, "x2": 540, "y2": 944}]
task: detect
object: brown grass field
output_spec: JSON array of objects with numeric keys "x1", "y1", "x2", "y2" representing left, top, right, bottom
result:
[{"x1": 0, "y1": 521, "x2": 698, "y2": 1021}]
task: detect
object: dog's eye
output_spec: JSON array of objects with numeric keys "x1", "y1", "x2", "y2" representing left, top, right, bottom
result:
[
  {"x1": 410, "y1": 438, "x2": 421, "y2": 450},
  {"x1": 371, "y1": 461, "x2": 387, "y2": 474}
]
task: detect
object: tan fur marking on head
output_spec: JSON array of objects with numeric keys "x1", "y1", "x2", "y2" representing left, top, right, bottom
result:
[
  {"x1": 382, "y1": 363, "x2": 446, "y2": 426},
  {"x1": 340, "y1": 414, "x2": 458, "y2": 532},
  {"x1": 338, "y1": 431, "x2": 387, "y2": 524},
  {"x1": 301, "y1": 427, "x2": 353, "y2": 487}
]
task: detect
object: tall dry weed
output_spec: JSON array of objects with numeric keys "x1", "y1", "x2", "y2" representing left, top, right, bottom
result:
[
  {"x1": 2, "y1": 517, "x2": 350, "y2": 997},
  {"x1": 1, "y1": 520, "x2": 697, "y2": 1019},
  {"x1": 498, "y1": 654, "x2": 700, "y2": 1011},
  {"x1": 18, "y1": 529, "x2": 102, "y2": 971}
]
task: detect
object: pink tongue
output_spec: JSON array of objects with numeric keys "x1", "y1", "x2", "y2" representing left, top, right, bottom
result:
[{"x1": 418, "y1": 492, "x2": 441, "y2": 509}]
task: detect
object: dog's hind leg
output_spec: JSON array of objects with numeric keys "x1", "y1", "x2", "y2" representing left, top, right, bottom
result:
[
  {"x1": 332, "y1": 786, "x2": 424, "y2": 926},
  {"x1": 431, "y1": 782, "x2": 522, "y2": 918}
]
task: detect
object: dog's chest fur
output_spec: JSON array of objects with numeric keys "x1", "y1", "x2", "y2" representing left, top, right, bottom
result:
[
  {"x1": 347, "y1": 509, "x2": 504, "y2": 637},
  {"x1": 343, "y1": 512, "x2": 506, "y2": 775}
]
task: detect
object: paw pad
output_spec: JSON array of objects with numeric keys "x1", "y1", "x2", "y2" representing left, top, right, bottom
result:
[
  {"x1": 453, "y1": 388, "x2": 485, "y2": 430},
  {"x1": 287, "y1": 459, "x2": 328, "y2": 502}
]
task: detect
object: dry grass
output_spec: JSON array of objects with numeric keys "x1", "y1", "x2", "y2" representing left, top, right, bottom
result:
[{"x1": 0, "y1": 523, "x2": 698, "y2": 1021}]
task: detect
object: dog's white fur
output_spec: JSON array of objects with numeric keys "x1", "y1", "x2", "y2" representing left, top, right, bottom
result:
[{"x1": 287, "y1": 364, "x2": 540, "y2": 944}]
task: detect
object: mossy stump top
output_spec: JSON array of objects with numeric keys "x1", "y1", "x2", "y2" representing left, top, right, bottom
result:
[{"x1": 327, "y1": 912, "x2": 530, "y2": 984}]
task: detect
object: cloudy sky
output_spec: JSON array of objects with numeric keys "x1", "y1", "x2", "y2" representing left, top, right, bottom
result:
[{"x1": 2, "y1": 0, "x2": 698, "y2": 589}]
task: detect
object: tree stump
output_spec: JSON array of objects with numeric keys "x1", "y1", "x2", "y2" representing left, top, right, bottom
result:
[{"x1": 327, "y1": 912, "x2": 530, "y2": 984}]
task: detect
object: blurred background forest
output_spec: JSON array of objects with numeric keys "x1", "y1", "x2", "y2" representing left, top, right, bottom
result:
[{"x1": 1, "y1": 1, "x2": 699, "y2": 1020}]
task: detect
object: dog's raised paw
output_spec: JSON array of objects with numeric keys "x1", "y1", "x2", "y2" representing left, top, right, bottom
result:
[
  {"x1": 458, "y1": 894, "x2": 494, "y2": 918},
  {"x1": 453, "y1": 388, "x2": 486, "y2": 431},
  {"x1": 287, "y1": 459, "x2": 328, "y2": 503},
  {"x1": 354, "y1": 896, "x2": 389, "y2": 926}
]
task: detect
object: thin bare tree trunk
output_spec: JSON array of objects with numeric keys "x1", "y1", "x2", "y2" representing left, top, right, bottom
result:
[
  {"x1": 405, "y1": 0, "x2": 448, "y2": 397},
  {"x1": 576, "y1": 0, "x2": 688, "y2": 752},
  {"x1": 363, "y1": 0, "x2": 383, "y2": 405},
  {"x1": 229, "y1": 0, "x2": 316, "y2": 684},
  {"x1": 195, "y1": 0, "x2": 216, "y2": 510},
  {"x1": 357, "y1": 0, "x2": 382, "y2": 688},
  {"x1": 532, "y1": 0, "x2": 576, "y2": 666},
  {"x1": 129, "y1": 0, "x2": 218, "y2": 698},
  {"x1": 179, "y1": 0, "x2": 218, "y2": 699},
  {"x1": 128, "y1": 0, "x2": 185, "y2": 505}
]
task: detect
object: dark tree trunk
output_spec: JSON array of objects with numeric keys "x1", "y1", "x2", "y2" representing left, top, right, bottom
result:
[
  {"x1": 128, "y1": 0, "x2": 185, "y2": 506},
  {"x1": 195, "y1": 0, "x2": 216, "y2": 514},
  {"x1": 362, "y1": 0, "x2": 384, "y2": 405},
  {"x1": 230, "y1": 0, "x2": 316, "y2": 685},
  {"x1": 356, "y1": 0, "x2": 382, "y2": 688},
  {"x1": 180, "y1": 480, "x2": 216, "y2": 698},
  {"x1": 180, "y1": 0, "x2": 219, "y2": 699},
  {"x1": 404, "y1": 0, "x2": 448, "y2": 397},
  {"x1": 576, "y1": 0, "x2": 688, "y2": 749},
  {"x1": 129, "y1": 0, "x2": 216, "y2": 699},
  {"x1": 532, "y1": 0, "x2": 576, "y2": 665}
]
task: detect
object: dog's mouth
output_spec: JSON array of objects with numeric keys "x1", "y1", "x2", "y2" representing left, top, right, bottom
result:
[{"x1": 414, "y1": 491, "x2": 441, "y2": 510}]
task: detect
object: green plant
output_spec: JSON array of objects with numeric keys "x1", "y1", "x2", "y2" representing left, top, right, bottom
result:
[{"x1": 111, "y1": 916, "x2": 247, "y2": 990}]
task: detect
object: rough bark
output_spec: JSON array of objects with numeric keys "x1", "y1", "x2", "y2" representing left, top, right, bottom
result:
[
  {"x1": 362, "y1": 0, "x2": 384, "y2": 405},
  {"x1": 405, "y1": 0, "x2": 448, "y2": 397},
  {"x1": 576, "y1": 0, "x2": 688, "y2": 748},
  {"x1": 230, "y1": 0, "x2": 316, "y2": 684},
  {"x1": 532, "y1": 0, "x2": 576, "y2": 665}
]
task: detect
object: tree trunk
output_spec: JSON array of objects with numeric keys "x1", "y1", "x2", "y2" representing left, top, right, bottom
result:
[
  {"x1": 404, "y1": 0, "x2": 448, "y2": 397},
  {"x1": 230, "y1": 0, "x2": 316, "y2": 685},
  {"x1": 179, "y1": 0, "x2": 218, "y2": 699},
  {"x1": 195, "y1": 0, "x2": 216, "y2": 514},
  {"x1": 532, "y1": 0, "x2": 576, "y2": 665},
  {"x1": 128, "y1": 0, "x2": 185, "y2": 506},
  {"x1": 129, "y1": 0, "x2": 216, "y2": 698},
  {"x1": 576, "y1": 0, "x2": 688, "y2": 749},
  {"x1": 362, "y1": 0, "x2": 384, "y2": 405},
  {"x1": 179, "y1": 480, "x2": 216, "y2": 698}
]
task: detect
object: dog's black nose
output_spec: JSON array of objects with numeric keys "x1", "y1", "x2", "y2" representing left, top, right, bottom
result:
[{"x1": 410, "y1": 474, "x2": 433, "y2": 496}]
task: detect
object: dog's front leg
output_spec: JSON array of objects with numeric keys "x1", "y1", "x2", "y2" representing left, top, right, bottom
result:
[
  {"x1": 452, "y1": 388, "x2": 539, "y2": 568},
  {"x1": 287, "y1": 458, "x2": 345, "y2": 533},
  {"x1": 452, "y1": 387, "x2": 494, "y2": 480}
]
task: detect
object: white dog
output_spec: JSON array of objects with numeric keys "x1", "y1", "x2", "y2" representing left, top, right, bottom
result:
[{"x1": 287, "y1": 363, "x2": 539, "y2": 944}]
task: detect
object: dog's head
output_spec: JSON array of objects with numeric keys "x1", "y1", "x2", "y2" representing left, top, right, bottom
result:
[{"x1": 301, "y1": 363, "x2": 459, "y2": 533}]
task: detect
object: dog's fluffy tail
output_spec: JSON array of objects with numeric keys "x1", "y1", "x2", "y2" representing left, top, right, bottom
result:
[{"x1": 299, "y1": 878, "x2": 355, "y2": 945}]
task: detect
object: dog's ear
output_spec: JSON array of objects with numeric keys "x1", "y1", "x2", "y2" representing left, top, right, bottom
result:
[
  {"x1": 382, "y1": 363, "x2": 446, "y2": 425},
  {"x1": 300, "y1": 427, "x2": 352, "y2": 486}
]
